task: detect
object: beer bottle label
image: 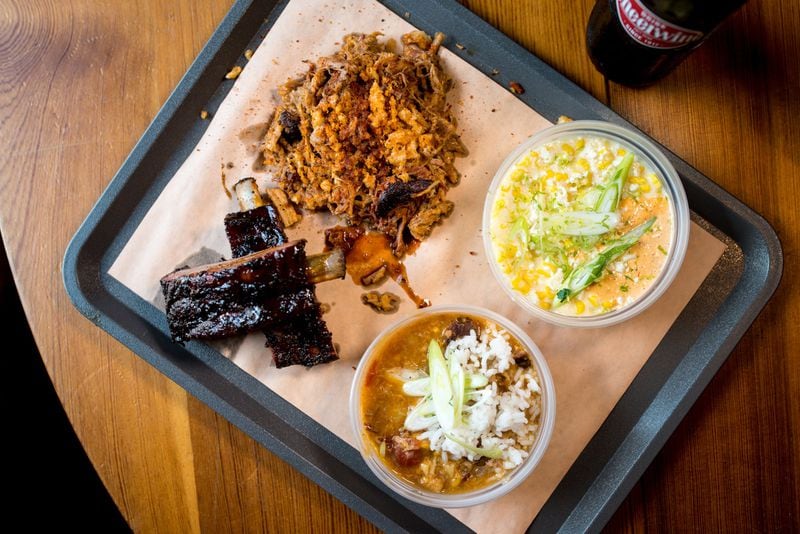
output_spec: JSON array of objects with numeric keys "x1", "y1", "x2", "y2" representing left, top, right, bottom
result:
[{"x1": 616, "y1": 0, "x2": 704, "y2": 49}]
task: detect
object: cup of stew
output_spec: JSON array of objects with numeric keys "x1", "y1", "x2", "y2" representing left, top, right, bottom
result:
[{"x1": 349, "y1": 305, "x2": 556, "y2": 507}]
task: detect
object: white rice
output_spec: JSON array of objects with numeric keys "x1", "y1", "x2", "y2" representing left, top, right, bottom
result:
[{"x1": 415, "y1": 325, "x2": 542, "y2": 470}]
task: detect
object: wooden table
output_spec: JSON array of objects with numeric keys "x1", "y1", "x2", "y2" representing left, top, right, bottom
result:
[{"x1": 1, "y1": 0, "x2": 797, "y2": 531}]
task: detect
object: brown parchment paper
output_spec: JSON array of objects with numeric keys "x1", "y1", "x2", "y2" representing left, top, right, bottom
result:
[{"x1": 109, "y1": 0, "x2": 726, "y2": 531}]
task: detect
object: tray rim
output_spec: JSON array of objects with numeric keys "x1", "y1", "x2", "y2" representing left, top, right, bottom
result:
[{"x1": 61, "y1": 0, "x2": 783, "y2": 532}]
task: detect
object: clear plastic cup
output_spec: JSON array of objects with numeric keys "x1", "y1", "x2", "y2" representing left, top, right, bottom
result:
[
  {"x1": 483, "y1": 120, "x2": 690, "y2": 328},
  {"x1": 349, "y1": 305, "x2": 556, "y2": 508}
]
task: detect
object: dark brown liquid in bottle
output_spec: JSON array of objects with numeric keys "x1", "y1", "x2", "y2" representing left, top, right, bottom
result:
[{"x1": 586, "y1": 0, "x2": 746, "y2": 87}]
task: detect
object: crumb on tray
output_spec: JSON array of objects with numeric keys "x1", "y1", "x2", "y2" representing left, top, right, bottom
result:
[{"x1": 225, "y1": 65, "x2": 243, "y2": 80}]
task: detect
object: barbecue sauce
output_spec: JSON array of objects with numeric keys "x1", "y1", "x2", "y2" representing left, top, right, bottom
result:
[{"x1": 345, "y1": 232, "x2": 430, "y2": 308}]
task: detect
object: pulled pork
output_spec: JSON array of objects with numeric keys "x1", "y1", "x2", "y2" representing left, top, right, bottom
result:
[{"x1": 261, "y1": 31, "x2": 467, "y2": 255}]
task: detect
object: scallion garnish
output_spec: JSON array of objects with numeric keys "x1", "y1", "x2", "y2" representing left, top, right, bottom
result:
[{"x1": 553, "y1": 216, "x2": 656, "y2": 307}]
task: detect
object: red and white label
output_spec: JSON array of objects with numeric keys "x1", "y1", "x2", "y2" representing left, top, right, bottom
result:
[{"x1": 616, "y1": 0, "x2": 704, "y2": 49}]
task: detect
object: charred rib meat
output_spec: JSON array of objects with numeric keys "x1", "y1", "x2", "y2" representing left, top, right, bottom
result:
[
  {"x1": 224, "y1": 181, "x2": 339, "y2": 367},
  {"x1": 264, "y1": 313, "x2": 337, "y2": 368},
  {"x1": 224, "y1": 205, "x2": 286, "y2": 258},
  {"x1": 161, "y1": 241, "x2": 313, "y2": 342}
]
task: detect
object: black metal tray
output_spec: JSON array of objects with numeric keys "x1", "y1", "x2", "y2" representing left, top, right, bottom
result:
[{"x1": 62, "y1": 0, "x2": 782, "y2": 531}]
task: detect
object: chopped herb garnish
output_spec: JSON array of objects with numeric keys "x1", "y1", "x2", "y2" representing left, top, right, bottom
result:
[
  {"x1": 552, "y1": 217, "x2": 656, "y2": 308},
  {"x1": 657, "y1": 245, "x2": 668, "y2": 256},
  {"x1": 595, "y1": 153, "x2": 633, "y2": 213},
  {"x1": 556, "y1": 154, "x2": 571, "y2": 166},
  {"x1": 620, "y1": 284, "x2": 629, "y2": 292}
]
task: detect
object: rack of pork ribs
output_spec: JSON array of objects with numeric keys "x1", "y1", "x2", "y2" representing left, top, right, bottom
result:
[{"x1": 160, "y1": 178, "x2": 344, "y2": 368}]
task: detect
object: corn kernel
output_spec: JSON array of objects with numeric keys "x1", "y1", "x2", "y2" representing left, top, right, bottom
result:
[
  {"x1": 561, "y1": 144, "x2": 575, "y2": 157},
  {"x1": 577, "y1": 158, "x2": 590, "y2": 172},
  {"x1": 512, "y1": 278, "x2": 531, "y2": 293},
  {"x1": 535, "y1": 268, "x2": 551, "y2": 277},
  {"x1": 536, "y1": 287, "x2": 555, "y2": 301},
  {"x1": 588, "y1": 294, "x2": 599, "y2": 307},
  {"x1": 616, "y1": 148, "x2": 627, "y2": 157},
  {"x1": 602, "y1": 300, "x2": 614, "y2": 310},
  {"x1": 640, "y1": 182, "x2": 651, "y2": 192},
  {"x1": 555, "y1": 172, "x2": 568, "y2": 181},
  {"x1": 575, "y1": 138, "x2": 585, "y2": 151},
  {"x1": 522, "y1": 269, "x2": 537, "y2": 283},
  {"x1": 648, "y1": 173, "x2": 662, "y2": 191},
  {"x1": 574, "y1": 300, "x2": 585, "y2": 315},
  {"x1": 542, "y1": 261, "x2": 558, "y2": 272}
]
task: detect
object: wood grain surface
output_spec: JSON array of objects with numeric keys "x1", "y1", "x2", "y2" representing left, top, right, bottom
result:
[{"x1": 0, "y1": 0, "x2": 797, "y2": 531}]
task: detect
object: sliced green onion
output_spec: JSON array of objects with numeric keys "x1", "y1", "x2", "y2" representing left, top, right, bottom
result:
[
  {"x1": 444, "y1": 432, "x2": 503, "y2": 459},
  {"x1": 577, "y1": 186, "x2": 602, "y2": 209},
  {"x1": 553, "y1": 216, "x2": 656, "y2": 307},
  {"x1": 466, "y1": 374, "x2": 488, "y2": 389},
  {"x1": 449, "y1": 352, "x2": 465, "y2": 427},
  {"x1": 386, "y1": 368, "x2": 427, "y2": 384},
  {"x1": 595, "y1": 153, "x2": 634, "y2": 213},
  {"x1": 401, "y1": 341, "x2": 493, "y2": 433},
  {"x1": 464, "y1": 391, "x2": 482, "y2": 404},
  {"x1": 402, "y1": 377, "x2": 430, "y2": 396},
  {"x1": 541, "y1": 211, "x2": 620, "y2": 236},
  {"x1": 402, "y1": 372, "x2": 487, "y2": 398},
  {"x1": 428, "y1": 340, "x2": 455, "y2": 431},
  {"x1": 404, "y1": 396, "x2": 436, "y2": 431}
]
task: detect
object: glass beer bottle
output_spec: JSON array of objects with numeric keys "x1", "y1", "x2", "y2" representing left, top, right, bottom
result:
[{"x1": 586, "y1": 0, "x2": 747, "y2": 86}]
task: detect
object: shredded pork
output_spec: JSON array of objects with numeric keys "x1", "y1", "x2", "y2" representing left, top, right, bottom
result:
[{"x1": 261, "y1": 31, "x2": 467, "y2": 255}]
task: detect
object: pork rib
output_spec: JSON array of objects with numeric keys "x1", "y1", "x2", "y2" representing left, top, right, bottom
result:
[
  {"x1": 224, "y1": 178, "x2": 339, "y2": 367},
  {"x1": 225, "y1": 205, "x2": 286, "y2": 258},
  {"x1": 161, "y1": 241, "x2": 311, "y2": 342},
  {"x1": 264, "y1": 313, "x2": 337, "y2": 368}
]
